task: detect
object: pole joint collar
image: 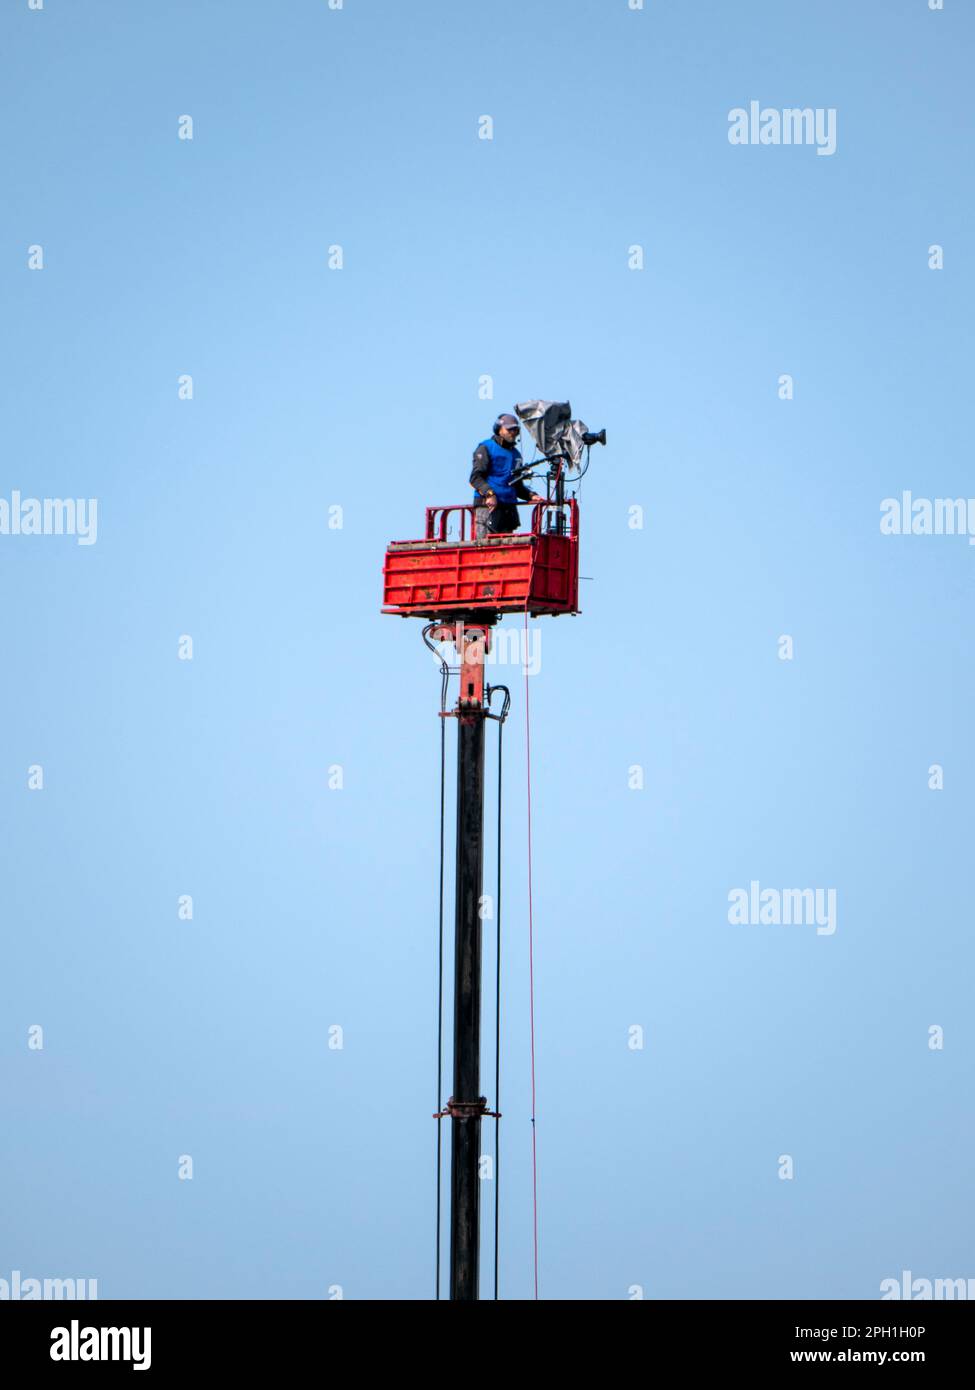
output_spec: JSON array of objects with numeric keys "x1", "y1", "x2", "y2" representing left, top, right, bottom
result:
[{"x1": 433, "y1": 1096, "x2": 501, "y2": 1120}]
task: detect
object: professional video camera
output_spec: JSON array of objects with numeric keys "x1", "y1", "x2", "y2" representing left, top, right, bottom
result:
[{"x1": 513, "y1": 400, "x2": 606, "y2": 475}]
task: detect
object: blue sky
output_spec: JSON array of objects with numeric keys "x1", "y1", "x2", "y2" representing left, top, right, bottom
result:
[{"x1": 1, "y1": 0, "x2": 972, "y2": 1300}]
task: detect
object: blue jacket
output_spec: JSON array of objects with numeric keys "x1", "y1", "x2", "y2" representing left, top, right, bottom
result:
[{"x1": 470, "y1": 435, "x2": 524, "y2": 505}]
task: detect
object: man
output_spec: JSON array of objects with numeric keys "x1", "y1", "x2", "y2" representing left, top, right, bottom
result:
[{"x1": 470, "y1": 413, "x2": 544, "y2": 541}]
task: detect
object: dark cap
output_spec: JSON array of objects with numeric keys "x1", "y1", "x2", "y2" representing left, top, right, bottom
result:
[{"x1": 495, "y1": 413, "x2": 520, "y2": 432}]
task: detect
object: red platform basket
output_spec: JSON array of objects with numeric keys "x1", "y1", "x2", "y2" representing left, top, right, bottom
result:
[{"x1": 382, "y1": 500, "x2": 579, "y2": 619}]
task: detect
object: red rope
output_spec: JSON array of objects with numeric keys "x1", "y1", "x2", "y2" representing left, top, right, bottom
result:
[{"x1": 523, "y1": 607, "x2": 539, "y2": 1299}]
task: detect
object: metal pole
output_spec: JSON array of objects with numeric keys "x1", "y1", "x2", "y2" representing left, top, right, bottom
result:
[
  {"x1": 448, "y1": 623, "x2": 490, "y2": 1301},
  {"x1": 548, "y1": 459, "x2": 566, "y2": 535},
  {"x1": 449, "y1": 708, "x2": 485, "y2": 1300}
]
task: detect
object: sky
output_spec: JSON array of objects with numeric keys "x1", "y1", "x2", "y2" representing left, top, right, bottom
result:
[{"x1": 1, "y1": 0, "x2": 972, "y2": 1301}]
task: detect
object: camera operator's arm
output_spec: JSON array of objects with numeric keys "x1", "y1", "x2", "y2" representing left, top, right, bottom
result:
[
  {"x1": 470, "y1": 444, "x2": 497, "y2": 507},
  {"x1": 513, "y1": 477, "x2": 544, "y2": 504}
]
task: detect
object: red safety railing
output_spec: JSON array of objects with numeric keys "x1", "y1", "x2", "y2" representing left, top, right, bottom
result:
[{"x1": 422, "y1": 499, "x2": 579, "y2": 544}]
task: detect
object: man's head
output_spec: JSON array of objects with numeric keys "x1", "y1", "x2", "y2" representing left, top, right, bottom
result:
[{"x1": 493, "y1": 413, "x2": 521, "y2": 448}]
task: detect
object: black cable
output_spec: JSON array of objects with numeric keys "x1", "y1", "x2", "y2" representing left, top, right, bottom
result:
[
  {"x1": 436, "y1": 686, "x2": 445, "y2": 1300},
  {"x1": 486, "y1": 682, "x2": 509, "y2": 1300},
  {"x1": 423, "y1": 624, "x2": 449, "y2": 1301},
  {"x1": 494, "y1": 709, "x2": 502, "y2": 1300}
]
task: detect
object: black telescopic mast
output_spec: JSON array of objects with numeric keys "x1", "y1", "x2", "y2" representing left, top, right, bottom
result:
[{"x1": 430, "y1": 620, "x2": 495, "y2": 1301}]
